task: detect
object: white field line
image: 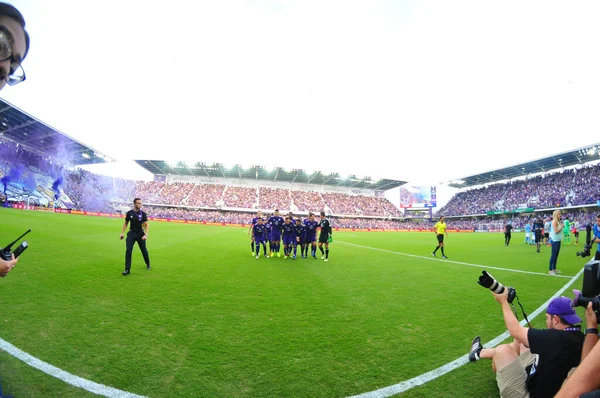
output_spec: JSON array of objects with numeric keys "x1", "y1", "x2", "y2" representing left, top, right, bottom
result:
[
  {"x1": 0, "y1": 338, "x2": 148, "y2": 397},
  {"x1": 337, "y1": 241, "x2": 572, "y2": 279},
  {"x1": 344, "y1": 248, "x2": 585, "y2": 398}
]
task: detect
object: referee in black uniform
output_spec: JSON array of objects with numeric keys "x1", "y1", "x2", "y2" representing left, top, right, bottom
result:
[
  {"x1": 318, "y1": 211, "x2": 332, "y2": 262},
  {"x1": 120, "y1": 198, "x2": 151, "y2": 275}
]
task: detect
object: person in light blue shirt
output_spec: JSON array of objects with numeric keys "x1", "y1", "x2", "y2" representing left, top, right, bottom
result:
[
  {"x1": 593, "y1": 214, "x2": 600, "y2": 261},
  {"x1": 525, "y1": 223, "x2": 532, "y2": 245},
  {"x1": 548, "y1": 210, "x2": 564, "y2": 275}
]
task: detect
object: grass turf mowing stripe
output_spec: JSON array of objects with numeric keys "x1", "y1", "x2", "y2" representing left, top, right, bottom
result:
[
  {"x1": 346, "y1": 264, "x2": 585, "y2": 398},
  {"x1": 0, "y1": 338, "x2": 147, "y2": 398},
  {"x1": 337, "y1": 241, "x2": 572, "y2": 279}
]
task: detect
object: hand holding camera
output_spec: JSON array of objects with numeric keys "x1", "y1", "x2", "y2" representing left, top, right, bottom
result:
[
  {"x1": 0, "y1": 253, "x2": 17, "y2": 277},
  {"x1": 585, "y1": 302, "x2": 597, "y2": 329}
]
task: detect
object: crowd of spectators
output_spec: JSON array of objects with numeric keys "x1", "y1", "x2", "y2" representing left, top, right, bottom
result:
[
  {"x1": 439, "y1": 164, "x2": 600, "y2": 216},
  {"x1": 258, "y1": 187, "x2": 290, "y2": 211},
  {"x1": 186, "y1": 184, "x2": 225, "y2": 207},
  {"x1": 291, "y1": 190, "x2": 325, "y2": 212},
  {"x1": 4, "y1": 141, "x2": 600, "y2": 219},
  {"x1": 223, "y1": 186, "x2": 256, "y2": 208}
]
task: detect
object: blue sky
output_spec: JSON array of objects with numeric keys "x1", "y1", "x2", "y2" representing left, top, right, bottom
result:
[{"x1": 2, "y1": 1, "x2": 600, "y2": 203}]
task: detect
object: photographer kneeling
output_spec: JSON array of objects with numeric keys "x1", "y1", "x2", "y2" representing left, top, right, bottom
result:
[{"x1": 469, "y1": 292, "x2": 584, "y2": 397}]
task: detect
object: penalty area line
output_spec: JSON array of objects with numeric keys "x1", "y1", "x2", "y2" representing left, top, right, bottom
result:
[
  {"x1": 346, "y1": 266, "x2": 584, "y2": 398},
  {"x1": 337, "y1": 241, "x2": 571, "y2": 279},
  {"x1": 0, "y1": 338, "x2": 147, "y2": 398}
]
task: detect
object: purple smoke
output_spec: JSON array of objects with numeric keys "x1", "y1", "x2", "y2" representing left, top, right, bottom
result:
[
  {"x1": 0, "y1": 175, "x2": 8, "y2": 194},
  {"x1": 52, "y1": 177, "x2": 63, "y2": 200}
]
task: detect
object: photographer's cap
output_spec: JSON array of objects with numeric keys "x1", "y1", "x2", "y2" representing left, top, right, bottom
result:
[{"x1": 546, "y1": 296, "x2": 582, "y2": 325}]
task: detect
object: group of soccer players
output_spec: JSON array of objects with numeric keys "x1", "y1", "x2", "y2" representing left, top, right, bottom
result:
[
  {"x1": 505, "y1": 216, "x2": 580, "y2": 253},
  {"x1": 249, "y1": 209, "x2": 333, "y2": 261}
]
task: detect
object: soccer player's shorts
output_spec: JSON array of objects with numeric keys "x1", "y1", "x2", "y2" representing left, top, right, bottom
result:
[
  {"x1": 525, "y1": 232, "x2": 530, "y2": 238},
  {"x1": 544, "y1": 232, "x2": 549, "y2": 239},
  {"x1": 255, "y1": 238, "x2": 266, "y2": 245},
  {"x1": 319, "y1": 234, "x2": 330, "y2": 244},
  {"x1": 270, "y1": 231, "x2": 282, "y2": 241},
  {"x1": 574, "y1": 231, "x2": 579, "y2": 237},
  {"x1": 293, "y1": 237, "x2": 303, "y2": 246},
  {"x1": 282, "y1": 234, "x2": 295, "y2": 245},
  {"x1": 535, "y1": 232, "x2": 542, "y2": 243},
  {"x1": 437, "y1": 234, "x2": 444, "y2": 243},
  {"x1": 305, "y1": 235, "x2": 316, "y2": 245}
]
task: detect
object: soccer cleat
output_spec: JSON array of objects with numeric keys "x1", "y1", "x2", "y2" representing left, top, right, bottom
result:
[
  {"x1": 277, "y1": 253, "x2": 281, "y2": 258},
  {"x1": 284, "y1": 256, "x2": 288, "y2": 259},
  {"x1": 469, "y1": 336, "x2": 483, "y2": 362},
  {"x1": 146, "y1": 265, "x2": 151, "y2": 270},
  {"x1": 122, "y1": 270, "x2": 130, "y2": 276},
  {"x1": 270, "y1": 252, "x2": 274, "y2": 258},
  {"x1": 312, "y1": 254, "x2": 317, "y2": 259},
  {"x1": 265, "y1": 254, "x2": 269, "y2": 258},
  {"x1": 251, "y1": 251, "x2": 255, "y2": 256},
  {"x1": 324, "y1": 259, "x2": 328, "y2": 262},
  {"x1": 549, "y1": 270, "x2": 556, "y2": 275},
  {"x1": 256, "y1": 255, "x2": 259, "y2": 259},
  {"x1": 292, "y1": 255, "x2": 296, "y2": 260},
  {"x1": 321, "y1": 255, "x2": 325, "y2": 259},
  {"x1": 555, "y1": 269, "x2": 562, "y2": 274},
  {"x1": 431, "y1": 252, "x2": 436, "y2": 257},
  {"x1": 442, "y1": 255, "x2": 448, "y2": 259}
]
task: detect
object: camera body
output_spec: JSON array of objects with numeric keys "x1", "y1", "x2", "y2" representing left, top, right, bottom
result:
[
  {"x1": 0, "y1": 229, "x2": 31, "y2": 261},
  {"x1": 572, "y1": 260, "x2": 600, "y2": 322},
  {"x1": 478, "y1": 271, "x2": 517, "y2": 304},
  {"x1": 576, "y1": 223, "x2": 594, "y2": 258},
  {"x1": 0, "y1": 241, "x2": 28, "y2": 261}
]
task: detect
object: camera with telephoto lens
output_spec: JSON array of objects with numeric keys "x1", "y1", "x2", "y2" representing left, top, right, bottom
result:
[
  {"x1": 478, "y1": 271, "x2": 517, "y2": 304},
  {"x1": 0, "y1": 229, "x2": 31, "y2": 261},
  {"x1": 576, "y1": 223, "x2": 593, "y2": 258},
  {"x1": 572, "y1": 260, "x2": 600, "y2": 323}
]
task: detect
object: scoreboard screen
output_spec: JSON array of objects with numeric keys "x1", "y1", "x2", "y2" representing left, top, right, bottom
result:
[{"x1": 399, "y1": 185, "x2": 436, "y2": 208}]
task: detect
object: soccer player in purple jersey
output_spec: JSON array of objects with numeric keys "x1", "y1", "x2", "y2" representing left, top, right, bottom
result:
[
  {"x1": 248, "y1": 210, "x2": 263, "y2": 256},
  {"x1": 267, "y1": 209, "x2": 285, "y2": 257},
  {"x1": 252, "y1": 218, "x2": 269, "y2": 259},
  {"x1": 293, "y1": 218, "x2": 305, "y2": 259},
  {"x1": 281, "y1": 217, "x2": 295, "y2": 258},
  {"x1": 264, "y1": 213, "x2": 272, "y2": 252},
  {"x1": 303, "y1": 212, "x2": 319, "y2": 258}
]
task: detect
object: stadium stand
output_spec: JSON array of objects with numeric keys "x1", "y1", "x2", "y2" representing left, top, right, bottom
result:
[{"x1": 438, "y1": 164, "x2": 600, "y2": 216}]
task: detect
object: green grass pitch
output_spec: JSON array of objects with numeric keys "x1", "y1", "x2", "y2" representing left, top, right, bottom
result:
[{"x1": 0, "y1": 208, "x2": 589, "y2": 397}]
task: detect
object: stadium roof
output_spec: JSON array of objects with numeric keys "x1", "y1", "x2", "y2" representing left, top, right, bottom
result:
[
  {"x1": 0, "y1": 98, "x2": 114, "y2": 165},
  {"x1": 446, "y1": 143, "x2": 600, "y2": 188},
  {"x1": 134, "y1": 160, "x2": 406, "y2": 191}
]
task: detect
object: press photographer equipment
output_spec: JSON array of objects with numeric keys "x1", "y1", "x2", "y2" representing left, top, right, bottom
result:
[
  {"x1": 1, "y1": 229, "x2": 31, "y2": 261},
  {"x1": 572, "y1": 260, "x2": 600, "y2": 323},
  {"x1": 478, "y1": 270, "x2": 532, "y2": 327},
  {"x1": 576, "y1": 223, "x2": 593, "y2": 258},
  {"x1": 478, "y1": 271, "x2": 517, "y2": 303}
]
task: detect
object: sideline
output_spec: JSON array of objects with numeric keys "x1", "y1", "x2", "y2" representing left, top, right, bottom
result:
[
  {"x1": 0, "y1": 338, "x2": 147, "y2": 398},
  {"x1": 337, "y1": 241, "x2": 572, "y2": 279},
  {"x1": 345, "y1": 261, "x2": 585, "y2": 397}
]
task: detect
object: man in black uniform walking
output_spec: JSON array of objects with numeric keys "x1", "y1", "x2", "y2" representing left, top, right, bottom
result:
[
  {"x1": 120, "y1": 198, "x2": 151, "y2": 275},
  {"x1": 318, "y1": 211, "x2": 332, "y2": 262},
  {"x1": 504, "y1": 221, "x2": 512, "y2": 246},
  {"x1": 533, "y1": 216, "x2": 544, "y2": 253}
]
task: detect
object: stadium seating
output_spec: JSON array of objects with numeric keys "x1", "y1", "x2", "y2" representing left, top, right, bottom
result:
[
  {"x1": 2, "y1": 138, "x2": 599, "y2": 224},
  {"x1": 438, "y1": 165, "x2": 600, "y2": 216}
]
